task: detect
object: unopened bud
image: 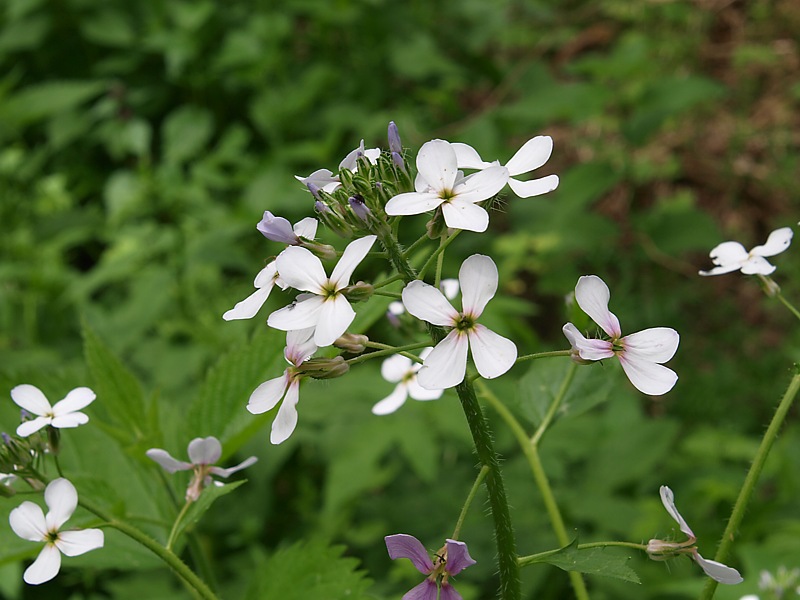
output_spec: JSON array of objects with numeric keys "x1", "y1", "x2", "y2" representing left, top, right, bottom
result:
[
  {"x1": 343, "y1": 281, "x2": 374, "y2": 302},
  {"x1": 334, "y1": 333, "x2": 369, "y2": 354},
  {"x1": 646, "y1": 538, "x2": 694, "y2": 560},
  {"x1": 388, "y1": 121, "x2": 402, "y2": 155},
  {"x1": 315, "y1": 200, "x2": 332, "y2": 214},
  {"x1": 303, "y1": 241, "x2": 338, "y2": 261},
  {"x1": 0, "y1": 483, "x2": 16, "y2": 498},
  {"x1": 47, "y1": 427, "x2": 61, "y2": 455},
  {"x1": 391, "y1": 151, "x2": 407, "y2": 173},
  {"x1": 306, "y1": 182, "x2": 322, "y2": 200},
  {"x1": 758, "y1": 275, "x2": 780, "y2": 297},
  {"x1": 338, "y1": 167, "x2": 355, "y2": 189},
  {"x1": 351, "y1": 175, "x2": 373, "y2": 197},
  {"x1": 349, "y1": 195, "x2": 372, "y2": 223},
  {"x1": 299, "y1": 356, "x2": 350, "y2": 379}
]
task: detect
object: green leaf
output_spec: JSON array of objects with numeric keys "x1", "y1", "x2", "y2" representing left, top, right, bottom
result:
[
  {"x1": 0, "y1": 80, "x2": 106, "y2": 127},
  {"x1": 162, "y1": 106, "x2": 214, "y2": 165},
  {"x1": 172, "y1": 481, "x2": 246, "y2": 543},
  {"x1": 526, "y1": 539, "x2": 641, "y2": 584}
]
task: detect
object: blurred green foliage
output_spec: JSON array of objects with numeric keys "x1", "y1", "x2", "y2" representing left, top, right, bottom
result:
[{"x1": 1, "y1": 0, "x2": 800, "y2": 598}]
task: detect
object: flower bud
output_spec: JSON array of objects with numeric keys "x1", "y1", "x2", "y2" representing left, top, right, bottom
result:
[
  {"x1": 646, "y1": 537, "x2": 694, "y2": 560},
  {"x1": 388, "y1": 122, "x2": 402, "y2": 154},
  {"x1": 351, "y1": 175, "x2": 373, "y2": 197},
  {"x1": 302, "y1": 241, "x2": 338, "y2": 261},
  {"x1": 338, "y1": 167, "x2": 355, "y2": 189},
  {"x1": 391, "y1": 151, "x2": 407, "y2": 173},
  {"x1": 299, "y1": 356, "x2": 350, "y2": 379},
  {"x1": 334, "y1": 333, "x2": 369, "y2": 354},
  {"x1": 758, "y1": 275, "x2": 780, "y2": 297},
  {"x1": 343, "y1": 281, "x2": 374, "y2": 302},
  {"x1": 306, "y1": 182, "x2": 322, "y2": 200},
  {"x1": 0, "y1": 482, "x2": 16, "y2": 498},
  {"x1": 349, "y1": 195, "x2": 372, "y2": 223},
  {"x1": 315, "y1": 200, "x2": 331, "y2": 214}
]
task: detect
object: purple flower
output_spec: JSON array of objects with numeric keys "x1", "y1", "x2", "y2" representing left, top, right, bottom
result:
[
  {"x1": 385, "y1": 534, "x2": 475, "y2": 600},
  {"x1": 388, "y1": 121, "x2": 403, "y2": 155},
  {"x1": 256, "y1": 211, "x2": 317, "y2": 245}
]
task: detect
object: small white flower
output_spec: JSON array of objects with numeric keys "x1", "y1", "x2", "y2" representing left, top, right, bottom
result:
[
  {"x1": 699, "y1": 227, "x2": 793, "y2": 276},
  {"x1": 267, "y1": 235, "x2": 376, "y2": 347},
  {"x1": 452, "y1": 136, "x2": 559, "y2": 198},
  {"x1": 402, "y1": 254, "x2": 517, "y2": 389},
  {"x1": 146, "y1": 436, "x2": 257, "y2": 502},
  {"x1": 11, "y1": 385, "x2": 96, "y2": 437},
  {"x1": 385, "y1": 139, "x2": 509, "y2": 233},
  {"x1": 372, "y1": 348, "x2": 443, "y2": 415},
  {"x1": 295, "y1": 140, "x2": 381, "y2": 193},
  {"x1": 9, "y1": 478, "x2": 104, "y2": 585},
  {"x1": 562, "y1": 275, "x2": 679, "y2": 395},
  {"x1": 247, "y1": 328, "x2": 318, "y2": 444}
]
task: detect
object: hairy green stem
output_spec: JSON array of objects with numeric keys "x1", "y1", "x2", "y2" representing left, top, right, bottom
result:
[
  {"x1": 519, "y1": 541, "x2": 647, "y2": 568},
  {"x1": 516, "y1": 350, "x2": 572, "y2": 364},
  {"x1": 699, "y1": 369, "x2": 800, "y2": 600},
  {"x1": 452, "y1": 465, "x2": 489, "y2": 540}
]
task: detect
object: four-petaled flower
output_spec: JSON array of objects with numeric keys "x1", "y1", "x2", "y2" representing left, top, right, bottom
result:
[
  {"x1": 372, "y1": 348, "x2": 443, "y2": 415},
  {"x1": 268, "y1": 235, "x2": 376, "y2": 347},
  {"x1": 562, "y1": 275, "x2": 679, "y2": 395},
  {"x1": 11, "y1": 385, "x2": 96, "y2": 438},
  {"x1": 385, "y1": 534, "x2": 476, "y2": 600},
  {"x1": 699, "y1": 227, "x2": 793, "y2": 276},
  {"x1": 385, "y1": 139, "x2": 509, "y2": 233},
  {"x1": 452, "y1": 135, "x2": 559, "y2": 198},
  {"x1": 402, "y1": 254, "x2": 517, "y2": 389},
  {"x1": 647, "y1": 485, "x2": 743, "y2": 585},
  {"x1": 146, "y1": 436, "x2": 257, "y2": 502},
  {"x1": 247, "y1": 328, "x2": 318, "y2": 444},
  {"x1": 9, "y1": 478, "x2": 104, "y2": 585}
]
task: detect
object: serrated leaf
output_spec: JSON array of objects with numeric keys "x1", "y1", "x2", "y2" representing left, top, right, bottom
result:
[
  {"x1": 172, "y1": 481, "x2": 246, "y2": 544},
  {"x1": 526, "y1": 539, "x2": 641, "y2": 584}
]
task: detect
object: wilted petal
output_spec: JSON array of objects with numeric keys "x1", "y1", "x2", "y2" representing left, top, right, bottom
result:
[
  {"x1": 693, "y1": 552, "x2": 743, "y2": 585},
  {"x1": 417, "y1": 140, "x2": 458, "y2": 192},
  {"x1": 247, "y1": 372, "x2": 290, "y2": 415},
  {"x1": 618, "y1": 354, "x2": 678, "y2": 395},
  {"x1": 468, "y1": 325, "x2": 517, "y2": 379},
  {"x1": 622, "y1": 328, "x2": 679, "y2": 364},
  {"x1": 708, "y1": 241, "x2": 748, "y2": 267},
  {"x1": 314, "y1": 296, "x2": 355, "y2": 347},
  {"x1": 223, "y1": 286, "x2": 273, "y2": 321},
  {"x1": 187, "y1": 437, "x2": 222, "y2": 465},
  {"x1": 441, "y1": 199, "x2": 489, "y2": 233},
  {"x1": 274, "y1": 246, "x2": 327, "y2": 293},
  {"x1": 55, "y1": 529, "x2": 104, "y2": 557},
  {"x1": 417, "y1": 331, "x2": 469, "y2": 390},
  {"x1": 740, "y1": 255, "x2": 776, "y2": 275},
  {"x1": 23, "y1": 545, "x2": 61, "y2": 585},
  {"x1": 574, "y1": 275, "x2": 622, "y2": 338},
  {"x1": 50, "y1": 412, "x2": 89, "y2": 429},
  {"x1": 507, "y1": 174, "x2": 560, "y2": 198},
  {"x1": 52, "y1": 387, "x2": 95, "y2": 415},
  {"x1": 505, "y1": 136, "x2": 553, "y2": 176},
  {"x1": 385, "y1": 191, "x2": 444, "y2": 216},
  {"x1": 9, "y1": 501, "x2": 47, "y2": 541},
  {"x1": 371, "y1": 383, "x2": 409, "y2": 415},
  {"x1": 268, "y1": 295, "x2": 325, "y2": 332},
  {"x1": 444, "y1": 539, "x2": 476, "y2": 575},
  {"x1": 44, "y1": 478, "x2": 78, "y2": 531},
  {"x1": 658, "y1": 486, "x2": 695, "y2": 539},
  {"x1": 453, "y1": 165, "x2": 508, "y2": 204},
  {"x1": 270, "y1": 380, "x2": 300, "y2": 444},
  {"x1": 146, "y1": 449, "x2": 193, "y2": 473},
  {"x1": 459, "y1": 255, "x2": 498, "y2": 318},
  {"x1": 451, "y1": 142, "x2": 491, "y2": 169},
  {"x1": 750, "y1": 227, "x2": 793, "y2": 258},
  {"x1": 10, "y1": 384, "x2": 51, "y2": 416},
  {"x1": 17, "y1": 417, "x2": 52, "y2": 437},
  {"x1": 381, "y1": 354, "x2": 413, "y2": 383},
  {"x1": 402, "y1": 281, "x2": 459, "y2": 326},
  {"x1": 209, "y1": 456, "x2": 258, "y2": 478},
  {"x1": 330, "y1": 235, "x2": 376, "y2": 289},
  {"x1": 385, "y1": 534, "x2": 434, "y2": 574},
  {"x1": 403, "y1": 579, "x2": 439, "y2": 600}
]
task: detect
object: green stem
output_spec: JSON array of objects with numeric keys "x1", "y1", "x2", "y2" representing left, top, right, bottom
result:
[
  {"x1": 516, "y1": 350, "x2": 572, "y2": 364},
  {"x1": 518, "y1": 541, "x2": 647, "y2": 568},
  {"x1": 699, "y1": 369, "x2": 800, "y2": 600},
  {"x1": 402, "y1": 232, "x2": 431, "y2": 259},
  {"x1": 167, "y1": 500, "x2": 194, "y2": 550},
  {"x1": 434, "y1": 235, "x2": 446, "y2": 288},
  {"x1": 452, "y1": 465, "x2": 489, "y2": 540},
  {"x1": 418, "y1": 230, "x2": 461, "y2": 280},
  {"x1": 776, "y1": 292, "x2": 800, "y2": 322},
  {"x1": 531, "y1": 363, "x2": 577, "y2": 447},
  {"x1": 373, "y1": 272, "x2": 405, "y2": 290},
  {"x1": 347, "y1": 341, "x2": 430, "y2": 365},
  {"x1": 373, "y1": 290, "x2": 402, "y2": 299}
]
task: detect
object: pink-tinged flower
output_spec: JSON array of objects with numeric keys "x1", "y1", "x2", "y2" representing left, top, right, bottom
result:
[
  {"x1": 451, "y1": 136, "x2": 559, "y2": 198},
  {"x1": 647, "y1": 486, "x2": 743, "y2": 585},
  {"x1": 247, "y1": 328, "x2": 318, "y2": 444},
  {"x1": 267, "y1": 235, "x2": 376, "y2": 347},
  {"x1": 9, "y1": 478, "x2": 104, "y2": 585},
  {"x1": 402, "y1": 255, "x2": 517, "y2": 389},
  {"x1": 372, "y1": 348, "x2": 443, "y2": 415},
  {"x1": 146, "y1": 436, "x2": 257, "y2": 501},
  {"x1": 562, "y1": 275, "x2": 679, "y2": 395},
  {"x1": 385, "y1": 534, "x2": 476, "y2": 600},
  {"x1": 11, "y1": 385, "x2": 96, "y2": 438},
  {"x1": 295, "y1": 140, "x2": 381, "y2": 193},
  {"x1": 699, "y1": 227, "x2": 793, "y2": 276},
  {"x1": 385, "y1": 140, "x2": 509, "y2": 233}
]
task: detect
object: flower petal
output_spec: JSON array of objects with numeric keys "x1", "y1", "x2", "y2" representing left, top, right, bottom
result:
[
  {"x1": 438, "y1": 582, "x2": 464, "y2": 600},
  {"x1": 453, "y1": 165, "x2": 509, "y2": 204},
  {"x1": 562, "y1": 323, "x2": 614, "y2": 360},
  {"x1": 698, "y1": 264, "x2": 744, "y2": 277},
  {"x1": 622, "y1": 328, "x2": 679, "y2": 364},
  {"x1": 223, "y1": 286, "x2": 273, "y2": 321},
  {"x1": 23, "y1": 545, "x2": 62, "y2": 585},
  {"x1": 692, "y1": 552, "x2": 743, "y2": 584},
  {"x1": 9, "y1": 501, "x2": 48, "y2": 541},
  {"x1": 740, "y1": 255, "x2": 776, "y2": 275},
  {"x1": 247, "y1": 372, "x2": 290, "y2": 415},
  {"x1": 441, "y1": 199, "x2": 489, "y2": 233},
  {"x1": 445, "y1": 539, "x2": 476, "y2": 576},
  {"x1": 403, "y1": 579, "x2": 439, "y2": 600},
  {"x1": 55, "y1": 528, "x2": 104, "y2": 557},
  {"x1": 313, "y1": 296, "x2": 355, "y2": 347},
  {"x1": 270, "y1": 380, "x2": 300, "y2": 444},
  {"x1": 417, "y1": 331, "x2": 469, "y2": 390},
  {"x1": 268, "y1": 295, "x2": 325, "y2": 332},
  {"x1": 402, "y1": 281, "x2": 459, "y2": 326},
  {"x1": 750, "y1": 227, "x2": 792, "y2": 258},
  {"x1": 574, "y1": 275, "x2": 622, "y2": 338},
  {"x1": 330, "y1": 235, "x2": 376, "y2": 289},
  {"x1": 256, "y1": 211, "x2": 298, "y2": 244},
  {"x1": 708, "y1": 241, "x2": 747, "y2": 267},
  {"x1": 10, "y1": 384, "x2": 51, "y2": 416},
  {"x1": 187, "y1": 437, "x2": 222, "y2": 465},
  {"x1": 505, "y1": 136, "x2": 553, "y2": 176},
  {"x1": 407, "y1": 378, "x2": 444, "y2": 401},
  {"x1": 52, "y1": 387, "x2": 96, "y2": 415},
  {"x1": 44, "y1": 478, "x2": 78, "y2": 531},
  {"x1": 381, "y1": 354, "x2": 414, "y2": 383},
  {"x1": 385, "y1": 191, "x2": 444, "y2": 216},
  {"x1": 146, "y1": 449, "x2": 193, "y2": 473},
  {"x1": 17, "y1": 417, "x2": 51, "y2": 437},
  {"x1": 658, "y1": 485, "x2": 695, "y2": 538},
  {"x1": 468, "y1": 325, "x2": 517, "y2": 379},
  {"x1": 451, "y1": 142, "x2": 491, "y2": 169},
  {"x1": 416, "y1": 139, "x2": 458, "y2": 192},
  {"x1": 274, "y1": 246, "x2": 327, "y2": 294},
  {"x1": 384, "y1": 534, "x2": 434, "y2": 574},
  {"x1": 372, "y1": 383, "x2": 409, "y2": 415},
  {"x1": 209, "y1": 456, "x2": 258, "y2": 478},
  {"x1": 459, "y1": 255, "x2": 498, "y2": 318},
  {"x1": 50, "y1": 412, "x2": 89, "y2": 429},
  {"x1": 293, "y1": 217, "x2": 318, "y2": 240},
  {"x1": 618, "y1": 354, "x2": 678, "y2": 395},
  {"x1": 507, "y1": 174, "x2": 560, "y2": 198}
]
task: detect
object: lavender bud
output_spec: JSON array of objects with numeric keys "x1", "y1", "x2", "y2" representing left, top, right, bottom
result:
[
  {"x1": 315, "y1": 200, "x2": 332, "y2": 214},
  {"x1": 388, "y1": 121, "x2": 402, "y2": 155},
  {"x1": 257, "y1": 211, "x2": 300, "y2": 244},
  {"x1": 348, "y1": 195, "x2": 372, "y2": 222},
  {"x1": 306, "y1": 182, "x2": 322, "y2": 200},
  {"x1": 391, "y1": 151, "x2": 407, "y2": 173}
]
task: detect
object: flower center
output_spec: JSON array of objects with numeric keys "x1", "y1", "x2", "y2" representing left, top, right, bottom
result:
[{"x1": 454, "y1": 314, "x2": 475, "y2": 332}]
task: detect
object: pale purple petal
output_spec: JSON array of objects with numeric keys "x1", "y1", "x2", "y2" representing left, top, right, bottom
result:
[
  {"x1": 44, "y1": 478, "x2": 77, "y2": 531},
  {"x1": 459, "y1": 255, "x2": 498, "y2": 318},
  {"x1": 293, "y1": 217, "x2": 318, "y2": 240},
  {"x1": 209, "y1": 456, "x2": 258, "y2": 478},
  {"x1": 10, "y1": 384, "x2": 51, "y2": 416},
  {"x1": 692, "y1": 552, "x2": 743, "y2": 584},
  {"x1": 453, "y1": 165, "x2": 509, "y2": 204},
  {"x1": 403, "y1": 579, "x2": 438, "y2": 600},
  {"x1": 658, "y1": 486, "x2": 695, "y2": 538},
  {"x1": 708, "y1": 241, "x2": 748, "y2": 267},
  {"x1": 385, "y1": 191, "x2": 444, "y2": 216},
  {"x1": 417, "y1": 140, "x2": 458, "y2": 192},
  {"x1": 417, "y1": 331, "x2": 469, "y2": 390},
  {"x1": 23, "y1": 545, "x2": 61, "y2": 585},
  {"x1": 438, "y1": 582, "x2": 464, "y2": 600},
  {"x1": 444, "y1": 539, "x2": 476, "y2": 575},
  {"x1": 618, "y1": 354, "x2": 678, "y2": 395},
  {"x1": 9, "y1": 502, "x2": 48, "y2": 541},
  {"x1": 750, "y1": 227, "x2": 792, "y2": 257},
  {"x1": 146, "y1": 449, "x2": 193, "y2": 473},
  {"x1": 296, "y1": 168, "x2": 337, "y2": 189},
  {"x1": 402, "y1": 281, "x2": 459, "y2": 326},
  {"x1": 55, "y1": 529, "x2": 104, "y2": 557},
  {"x1": 330, "y1": 235, "x2": 376, "y2": 289},
  {"x1": 270, "y1": 380, "x2": 300, "y2": 444},
  {"x1": 562, "y1": 322, "x2": 585, "y2": 351},
  {"x1": 505, "y1": 136, "x2": 553, "y2": 175},
  {"x1": 247, "y1": 372, "x2": 290, "y2": 415},
  {"x1": 562, "y1": 324, "x2": 614, "y2": 360},
  {"x1": 268, "y1": 295, "x2": 325, "y2": 332},
  {"x1": 406, "y1": 378, "x2": 444, "y2": 401},
  {"x1": 257, "y1": 211, "x2": 298, "y2": 244},
  {"x1": 52, "y1": 387, "x2": 95, "y2": 415},
  {"x1": 381, "y1": 354, "x2": 414, "y2": 383},
  {"x1": 740, "y1": 255, "x2": 777, "y2": 275},
  {"x1": 385, "y1": 534, "x2": 434, "y2": 574},
  {"x1": 371, "y1": 384, "x2": 409, "y2": 415},
  {"x1": 17, "y1": 417, "x2": 52, "y2": 437},
  {"x1": 441, "y1": 199, "x2": 490, "y2": 233},
  {"x1": 285, "y1": 327, "x2": 319, "y2": 366},
  {"x1": 274, "y1": 247, "x2": 327, "y2": 294},
  {"x1": 622, "y1": 328, "x2": 679, "y2": 364},
  {"x1": 313, "y1": 296, "x2": 355, "y2": 347},
  {"x1": 507, "y1": 174, "x2": 560, "y2": 198},
  {"x1": 223, "y1": 286, "x2": 273, "y2": 321},
  {"x1": 451, "y1": 142, "x2": 491, "y2": 170},
  {"x1": 468, "y1": 325, "x2": 517, "y2": 379},
  {"x1": 187, "y1": 437, "x2": 222, "y2": 465},
  {"x1": 574, "y1": 275, "x2": 622, "y2": 338},
  {"x1": 50, "y1": 412, "x2": 89, "y2": 429}
]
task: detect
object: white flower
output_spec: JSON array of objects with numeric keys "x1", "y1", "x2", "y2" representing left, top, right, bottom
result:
[
  {"x1": 562, "y1": 275, "x2": 679, "y2": 395},
  {"x1": 402, "y1": 254, "x2": 517, "y2": 389},
  {"x1": 384, "y1": 139, "x2": 509, "y2": 233},
  {"x1": 648, "y1": 485, "x2": 743, "y2": 585},
  {"x1": 372, "y1": 348, "x2": 443, "y2": 415},
  {"x1": 11, "y1": 385, "x2": 96, "y2": 437},
  {"x1": 699, "y1": 227, "x2": 793, "y2": 276},
  {"x1": 146, "y1": 436, "x2": 257, "y2": 501},
  {"x1": 223, "y1": 216, "x2": 318, "y2": 321},
  {"x1": 247, "y1": 328, "x2": 318, "y2": 444},
  {"x1": 295, "y1": 140, "x2": 381, "y2": 193},
  {"x1": 9, "y1": 478, "x2": 104, "y2": 585},
  {"x1": 267, "y1": 235, "x2": 376, "y2": 347},
  {"x1": 452, "y1": 136, "x2": 559, "y2": 198}
]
